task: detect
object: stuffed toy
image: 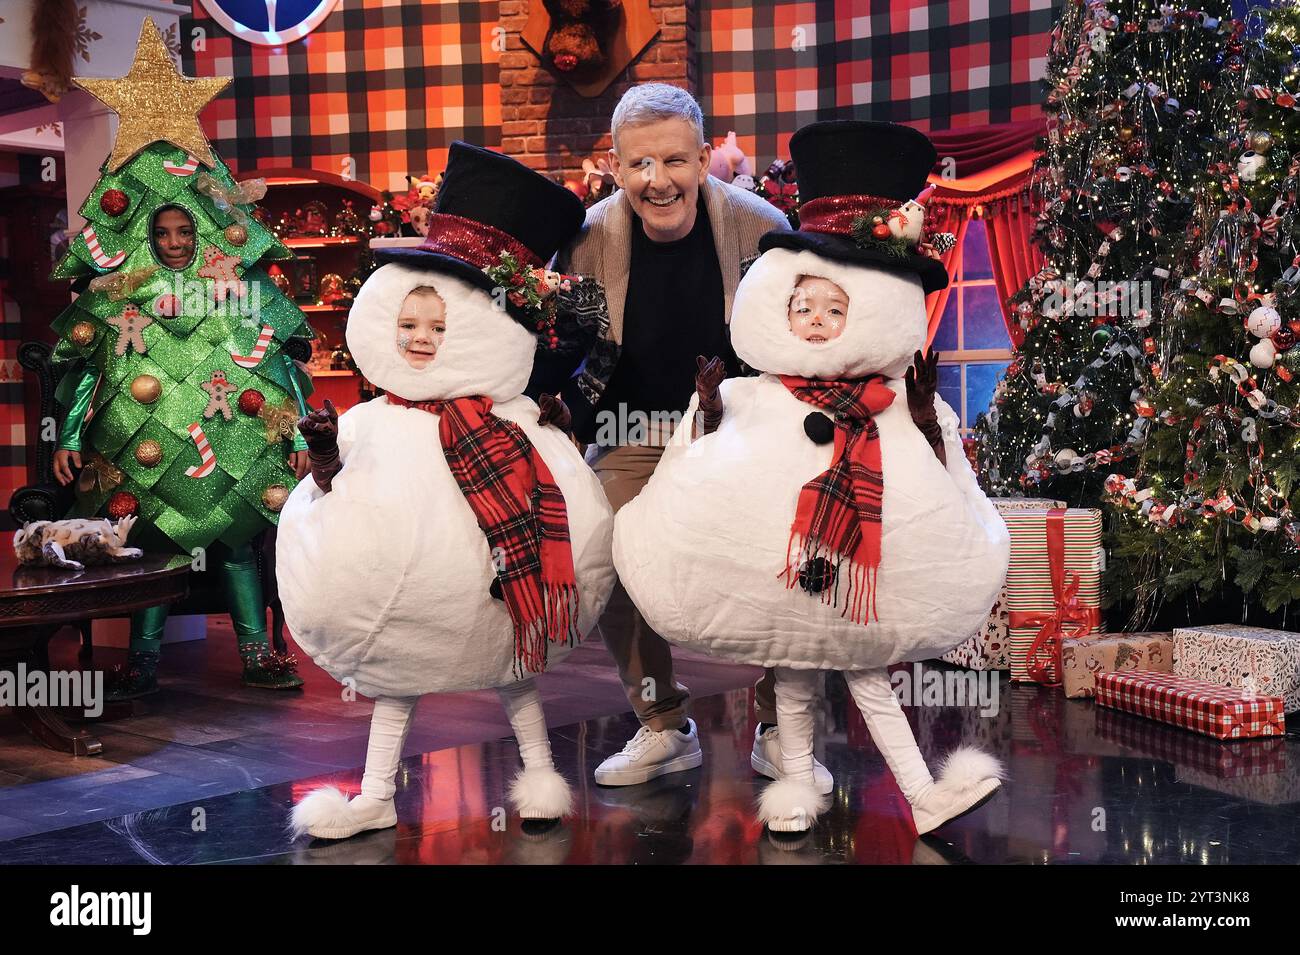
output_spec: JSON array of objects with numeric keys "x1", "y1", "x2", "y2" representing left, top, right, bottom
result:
[
  {"x1": 709, "y1": 131, "x2": 755, "y2": 190},
  {"x1": 13, "y1": 517, "x2": 141, "y2": 571},
  {"x1": 542, "y1": 0, "x2": 623, "y2": 81},
  {"x1": 613, "y1": 120, "x2": 1011, "y2": 837},
  {"x1": 281, "y1": 142, "x2": 616, "y2": 841}
]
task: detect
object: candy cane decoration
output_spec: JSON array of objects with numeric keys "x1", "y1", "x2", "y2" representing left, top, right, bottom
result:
[
  {"x1": 163, "y1": 154, "x2": 200, "y2": 176},
  {"x1": 231, "y1": 324, "x2": 274, "y2": 368},
  {"x1": 80, "y1": 224, "x2": 126, "y2": 269},
  {"x1": 184, "y1": 423, "x2": 217, "y2": 478}
]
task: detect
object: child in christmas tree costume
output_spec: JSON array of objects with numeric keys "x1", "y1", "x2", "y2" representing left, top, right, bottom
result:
[
  {"x1": 613, "y1": 121, "x2": 1011, "y2": 836},
  {"x1": 281, "y1": 142, "x2": 616, "y2": 840},
  {"x1": 47, "y1": 19, "x2": 312, "y2": 699}
]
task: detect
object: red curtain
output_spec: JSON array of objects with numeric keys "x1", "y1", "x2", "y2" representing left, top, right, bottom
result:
[
  {"x1": 928, "y1": 119, "x2": 1047, "y2": 177},
  {"x1": 983, "y1": 191, "x2": 1046, "y2": 349},
  {"x1": 920, "y1": 118, "x2": 1047, "y2": 350},
  {"x1": 924, "y1": 201, "x2": 970, "y2": 338}
]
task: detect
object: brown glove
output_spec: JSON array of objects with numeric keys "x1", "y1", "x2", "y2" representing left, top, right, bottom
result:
[
  {"x1": 298, "y1": 398, "x2": 342, "y2": 493},
  {"x1": 538, "y1": 393, "x2": 572, "y2": 433},
  {"x1": 904, "y1": 348, "x2": 946, "y2": 466},
  {"x1": 695, "y1": 355, "x2": 726, "y2": 435}
]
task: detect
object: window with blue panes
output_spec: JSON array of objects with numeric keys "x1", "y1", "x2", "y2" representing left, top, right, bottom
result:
[{"x1": 931, "y1": 217, "x2": 1012, "y2": 435}]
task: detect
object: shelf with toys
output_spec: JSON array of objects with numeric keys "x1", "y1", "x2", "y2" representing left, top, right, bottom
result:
[{"x1": 233, "y1": 167, "x2": 442, "y2": 412}]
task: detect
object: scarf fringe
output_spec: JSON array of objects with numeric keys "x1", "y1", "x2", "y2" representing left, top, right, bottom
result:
[
  {"x1": 782, "y1": 530, "x2": 879, "y2": 626},
  {"x1": 513, "y1": 583, "x2": 580, "y2": 677}
]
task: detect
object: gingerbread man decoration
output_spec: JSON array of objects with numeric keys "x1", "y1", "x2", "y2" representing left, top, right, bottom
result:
[
  {"x1": 106, "y1": 304, "x2": 152, "y2": 356},
  {"x1": 197, "y1": 246, "x2": 246, "y2": 303},
  {"x1": 201, "y1": 370, "x2": 236, "y2": 421}
]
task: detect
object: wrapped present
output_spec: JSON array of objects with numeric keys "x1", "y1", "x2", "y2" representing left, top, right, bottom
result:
[
  {"x1": 941, "y1": 498, "x2": 1065, "y2": 671},
  {"x1": 1173, "y1": 624, "x2": 1300, "y2": 713},
  {"x1": 1005, "y1": 507, "x2": 1105, "y2": 684},
  {"x1": 1095, "y1": 670, "x2": 1284, "y2": 741},
  {"x1": 1060, "y1": 632, "x2": 1173, "y2": 699},
  {"x1": 1096, "y1": 706, "x2": 1287, "y2": 778}
]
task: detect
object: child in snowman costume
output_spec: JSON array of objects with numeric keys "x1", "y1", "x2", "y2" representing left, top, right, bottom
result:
[
  {"x1": 613, "y1": 121, "x2": 1010, "y2": 835},
  {"x1": 280, "y1": 142, "x2": 616, "y2": 840}
]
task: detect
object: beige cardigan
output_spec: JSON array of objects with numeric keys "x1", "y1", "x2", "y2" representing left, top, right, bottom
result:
[{"x1": 557, "y1": 174, "x2": 791, "y2": 343}]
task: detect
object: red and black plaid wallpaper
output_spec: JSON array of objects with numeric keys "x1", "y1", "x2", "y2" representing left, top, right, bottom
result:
[
  {"x1": 174, "y1": 0, "x2": 1057, "y2": 188},
  {"x1": 180, "y1": 0, "x2": 502, "y2": 192},
  {"x1": 700, "y1": 0, "x2": 1060, "y2": 169}
]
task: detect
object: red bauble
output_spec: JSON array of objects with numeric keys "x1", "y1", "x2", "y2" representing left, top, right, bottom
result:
[
  {"x1": 100, "y1": 189, "x2": 129, "y2": 217},
  {"x1": 238, "y1": 389, "x2": 266, "y2": 416},
  {"x1": 107, "y1": 491, "x2": 139, "y2": 518},
  {"x1": 1272, "y1": 327, "x2": 1297, "y2": 352},
  {"x1": 871, "y1": 223, "x2": 891, "y2": 239}
]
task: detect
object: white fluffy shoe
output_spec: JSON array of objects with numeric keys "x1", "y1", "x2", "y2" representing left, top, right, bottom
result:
[
  {"x1": 594, "y1": 719, "x2": 703, "y2": 786},
  {"x1": 290, "y1": 787, "x2": 397, "y2": 841},
  {"x1": 758, "y1": 777, "x2": 830, "y2": 833},
  {"x1": 750, "y1": 724, "x2": 835, "y2": 795},
  {"x1": 910, "y1": 747, "x2": 1005, "y2": 836},
  {"x1": 509, "y1": 766, "x2": 575, "y2": 820}
]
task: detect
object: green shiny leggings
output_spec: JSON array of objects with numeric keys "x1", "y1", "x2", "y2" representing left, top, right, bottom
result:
[{"x1": 129, "y1": 542, "x2": 268, "y2": 658}]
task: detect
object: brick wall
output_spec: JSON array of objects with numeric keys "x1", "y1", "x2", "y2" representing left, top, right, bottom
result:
[{"x1": 497, "y1": 0, "x2": 698, "y2": 183}]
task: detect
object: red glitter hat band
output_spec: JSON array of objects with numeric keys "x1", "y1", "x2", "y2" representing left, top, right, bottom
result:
[
  {"x1": 796, "y1": 194, "x2": 905, "y2": 236},
  {"x1": 419, "y1": 213, "x2": 543, "y2": 271}
]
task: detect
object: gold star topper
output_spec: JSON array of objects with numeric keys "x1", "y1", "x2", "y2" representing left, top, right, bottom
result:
[{"x1": 74, "y1": 17, "x2": 231, "y2": 173}]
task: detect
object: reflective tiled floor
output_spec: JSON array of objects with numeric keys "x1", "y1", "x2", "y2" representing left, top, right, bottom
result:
[{"x1": 2, "y1": 646, "x2": 1300, "y2": 863}]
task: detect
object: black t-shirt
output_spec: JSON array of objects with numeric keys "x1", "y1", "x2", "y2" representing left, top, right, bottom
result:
[{"x1": 596, "y1": 196, "x2": 739, "y2": 424}]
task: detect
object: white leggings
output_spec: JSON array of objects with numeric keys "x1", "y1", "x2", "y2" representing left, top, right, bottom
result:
[
  {"x1": 358, "y1": 680, "x2": 555, "y2": 801},
  {"x1": 774, "y1": 667, "x2": 934, "y2": 802}
]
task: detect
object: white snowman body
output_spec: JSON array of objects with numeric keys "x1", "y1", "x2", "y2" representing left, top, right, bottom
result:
[
  {"x1": 277, "y1": 263, "x2": 615, "y2": 698},
  {"x1": 612, "y1": 248, "x2": 1009, "y2": 670}
]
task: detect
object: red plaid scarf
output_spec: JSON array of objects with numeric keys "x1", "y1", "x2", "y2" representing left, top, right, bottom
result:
[
  {"x1": 777, "y1": 375, "x2": 896, "y2": 624},
  {"x1": 387, "y1": 393, "x2": 579, "y2": 674}
]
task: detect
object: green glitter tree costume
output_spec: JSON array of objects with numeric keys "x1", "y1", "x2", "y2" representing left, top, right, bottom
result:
[{"x1": 51, "y1": 141, "x2": 314, "y2": 699}]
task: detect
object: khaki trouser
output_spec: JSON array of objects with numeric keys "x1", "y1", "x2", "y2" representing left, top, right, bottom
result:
[{"x1": 591, "y1": 442, "x2": 777, "y2": 731}]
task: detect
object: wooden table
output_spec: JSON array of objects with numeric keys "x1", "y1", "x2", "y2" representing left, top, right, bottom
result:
[{"x1": 0, "y1": 550, "x2": 189, "y2": 756}]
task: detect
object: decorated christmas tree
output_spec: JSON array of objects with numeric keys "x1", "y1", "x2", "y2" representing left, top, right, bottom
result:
[
  {"x1": 50, "y1": 18, "x2": 313, "y2": 557},
  {"x1": 1108, "y1": 3, "x2": 1300, "y2": 618},
  {"x1": 976, "y1": 1, "x2": 1237, "y2": 505}
]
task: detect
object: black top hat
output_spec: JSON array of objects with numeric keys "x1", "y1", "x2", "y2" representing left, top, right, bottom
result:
[
  {"x1": 375, "y1": 141, "x2": 586, "y2": 328},
  {"x1": 759, "y1": 120, "x2": 950, "y2": 294}
]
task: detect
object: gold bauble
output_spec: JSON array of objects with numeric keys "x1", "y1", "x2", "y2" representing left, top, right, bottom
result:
[
  {"x1": 134, "y1": 439, "x2": 163, "y2": 468},
  {"x1": 70, "y1": 322, "x2": 96, "y2": 347},
  {"x1": 1251, "y1": 130, "x2": 1274, "y2": 153},
  {"x1": 130, "y1": 374, "x2": 162, "y2": 403},
  {"x1": 224, "y1": 223, "x2": 248, "y2": 246},
  {"x1": 1117, "y1": 127, "x2": 1134, "y2": 142},
  {"x1": 261, "y1": 483, "x2": 289, "y2": 512}
]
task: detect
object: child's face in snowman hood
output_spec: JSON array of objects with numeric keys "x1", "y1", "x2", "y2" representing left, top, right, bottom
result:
[
  {"x1": 731, "y1": 248, "x2": 927, "y2": 380},
  {"x1": 346, "y1": 263, "x2": 536, "y2": 401}
]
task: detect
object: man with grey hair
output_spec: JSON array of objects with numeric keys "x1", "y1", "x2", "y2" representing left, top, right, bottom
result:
[{"x1": 529, "y1": 83, "x2": 833, "y2": 794}]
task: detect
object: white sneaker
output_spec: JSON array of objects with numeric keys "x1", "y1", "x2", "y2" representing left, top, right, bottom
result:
[
  {"x1": 594, "y1": 719, "x2": 703, "y2": 786},
  {"x1": 751, "y1": 724, "x2": 834, "y2": 795}
]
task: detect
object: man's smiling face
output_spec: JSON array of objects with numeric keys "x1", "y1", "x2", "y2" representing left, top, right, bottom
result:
[{"x1": 610, "y1": 118, "x2": 711, "y2": 242}]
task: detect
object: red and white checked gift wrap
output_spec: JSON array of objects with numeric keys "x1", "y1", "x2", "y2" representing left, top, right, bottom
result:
[
  {"x1": 1094, "y1": 670, "x2": 1285, "y2": 741},
  {"x1": 941, "y1": 498, "x2": 1065, "y2": 671},
  {"x1": 1172, "y1": 624, "x2": 1300, "y2": 713},
  {"x1": 1005, "y1": 507, "x2": 1104, "y2": 683}
]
